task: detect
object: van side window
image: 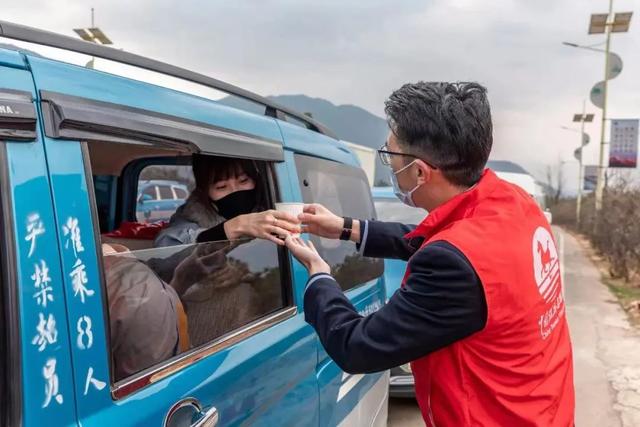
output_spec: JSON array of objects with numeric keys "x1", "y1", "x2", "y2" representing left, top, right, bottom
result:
[
  {"x1": 141, "y1": 185, "x2": 157, "y2": 200},
  {"x1": 83, "y1": 141, "x2": 290, "y2": 384},
  {"x1": 294, "y1": 154, "x2": 383, "y2": 291},
  {"x1": 157, "y1": 185, "x2": 173, "y2": 200},
  {"x1": 173, "y1": 187, "x2": 188, "y2": 199}
]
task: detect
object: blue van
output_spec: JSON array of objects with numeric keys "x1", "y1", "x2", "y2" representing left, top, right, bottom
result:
[{"x1": 0, "y1": 21, "x2": 388, "y2": 426}]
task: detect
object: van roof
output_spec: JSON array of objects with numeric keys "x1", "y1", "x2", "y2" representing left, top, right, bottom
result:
[{"x1": 0, "y1": 20, "x2": 336, "y2": 139}]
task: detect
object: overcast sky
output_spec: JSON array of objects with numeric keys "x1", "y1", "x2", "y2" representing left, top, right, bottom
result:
[{"x1": 3, "y1": 0, "x2": 639, "y2": 188}]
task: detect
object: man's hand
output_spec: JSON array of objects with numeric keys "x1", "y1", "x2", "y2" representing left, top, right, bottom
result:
[
  {"x1": 298, "y1": 204, "x2": 344, "y2": 239},
  {"x1": 284, "y1": 235, "x2": 331, "y2": 276},
  {"x1": 299, "y1": 204, "x2": 361, "y2": 243}
]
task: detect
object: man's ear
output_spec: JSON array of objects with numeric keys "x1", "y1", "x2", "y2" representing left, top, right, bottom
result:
[{"x1": 414, "y1": 159, "x2": 432, "y2": 185}]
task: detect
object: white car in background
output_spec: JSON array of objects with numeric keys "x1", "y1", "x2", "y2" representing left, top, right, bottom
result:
[{"x1": 487, "y1": 160, "x2": 552, "y2": 224}]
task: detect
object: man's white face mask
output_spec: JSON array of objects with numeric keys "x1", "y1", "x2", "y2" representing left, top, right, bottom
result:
[{"x1": 391, "y1": 160, "x2": 421, "y2": 207}]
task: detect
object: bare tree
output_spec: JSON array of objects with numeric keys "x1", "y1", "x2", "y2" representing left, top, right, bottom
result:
[{"x1": 544, "y1": 162, "x2": 564, "y2": 206}]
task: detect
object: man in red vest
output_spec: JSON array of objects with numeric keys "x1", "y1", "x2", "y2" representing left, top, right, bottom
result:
[{"x1": 285, "y1": 82, "x2": 575, "y2": 426}]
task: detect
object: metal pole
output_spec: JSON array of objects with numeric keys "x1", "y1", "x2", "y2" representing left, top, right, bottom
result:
[
  {"x1": 577, "y1": 100, "x2": 585, "y2": 228},
  {"x1": 89, "y1": 8, "x2": 95, "y2": 68},
  {"x1": 595, "y1": 0, "x2": 613, "y2": 213}
]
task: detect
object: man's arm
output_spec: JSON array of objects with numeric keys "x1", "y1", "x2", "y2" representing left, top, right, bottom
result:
[
  {"x1": 298, "y1": 204, "x2": 421, "y2": 260},
  {"x1": 303, "y1": 240, "x2": 487, "y2": 374},
  {"x1": 355, "y1": 220, "x2": 422, "y2": 261}
]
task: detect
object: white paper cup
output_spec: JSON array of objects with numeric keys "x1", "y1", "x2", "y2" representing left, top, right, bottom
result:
[{"x1": 275, "y1": 202, "x2": 304, "y2": 237}]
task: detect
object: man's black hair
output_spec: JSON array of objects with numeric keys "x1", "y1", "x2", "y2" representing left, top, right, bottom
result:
[{"x1": 384, "y1": 81, "x2": 493, "y2": 187}]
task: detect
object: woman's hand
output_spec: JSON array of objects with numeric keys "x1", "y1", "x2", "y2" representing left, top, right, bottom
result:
[
  {"x1": 224, "y1": 209, "x2": 301, "y2": 245},
  {"x1": 284, "y1": 235, "x2": 331, "y2": 275}
]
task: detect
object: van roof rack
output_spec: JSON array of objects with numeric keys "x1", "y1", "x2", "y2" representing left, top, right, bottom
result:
[{"x1": 0, "y1": 20, "x2": 336, "y2": 139}]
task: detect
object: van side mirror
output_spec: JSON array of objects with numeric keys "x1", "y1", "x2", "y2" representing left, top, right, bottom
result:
[{"x1": 140, "y1": 193, "x2": 153, "y2": 202}]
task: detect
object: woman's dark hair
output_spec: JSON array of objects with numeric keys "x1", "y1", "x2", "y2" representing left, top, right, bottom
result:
[
  {"x1": 384, "y1": 81, "x2": 493, "y2": 187},
  {"x1": 191, "y1": 154, "x2": 265, "y2": 207}
]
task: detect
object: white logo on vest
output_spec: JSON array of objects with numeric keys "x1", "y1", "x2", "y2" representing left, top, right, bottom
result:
[
  {"x1": 532, "y1": 226, "x2": 560, "y2": 303},
  {"x1": 532, "y1": 226, "x2": 565, "y2": 340}
]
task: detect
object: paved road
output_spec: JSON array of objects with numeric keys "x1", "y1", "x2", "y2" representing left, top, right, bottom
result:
[
  {"x1": 388, "y1": 227, "x2": 640, "y2": 426},
  {"x1": 387, "y1": 397, "x2": 422, "y2": 426},
  {"x1": 560, "y1": 228, "x2": 640, "y2": 427}
]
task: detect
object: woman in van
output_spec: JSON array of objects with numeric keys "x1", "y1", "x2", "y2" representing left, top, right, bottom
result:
[
  {"x1": 153, "y1": 154, "x2": 297, "y2": 345},
  {"x1": 154, "y1": 154, "x2": 300, "y2": 247}
]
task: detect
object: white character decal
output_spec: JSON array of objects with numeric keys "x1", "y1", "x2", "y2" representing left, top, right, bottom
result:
[
  {"x1": 76, "y1": 316, "x2": 93, "y2": 350},
  {"x1": 25, "y1": 213, "x2": 45, "y2": 258},
  {"x1": 70, "y1": 259, "x2": 94, "y2": 303},
  {"x1": 32, "y1": 260, "x2": 54, "y2": 308},
  {"x1": 32, "y1": 313, "x2": 58, "y2": 352},
  {"x1": 62, "y1": 217, "x2": 84, "y2": 258},
  {"x1": 84, "y1": 367, "x2": 106, "y2": 396},
  {"x1": 42, "y1": 358, "x2": 63, "y2": 408}
]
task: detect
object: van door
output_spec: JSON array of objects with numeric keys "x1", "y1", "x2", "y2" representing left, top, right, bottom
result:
[
  {"x1": 279, "y1": 120, "x2": 389, "y2": 426},
  {"x1": 0, "y1": 49, "x2": 77, "y2": 426},
  {"x1": 28, "y1": 54, "x2": 320, "y2": 426}
]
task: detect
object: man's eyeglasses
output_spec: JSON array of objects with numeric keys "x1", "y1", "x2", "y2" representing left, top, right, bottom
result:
[{"x1": 377, "y1": 144, "x2": 438, "y2": 170}]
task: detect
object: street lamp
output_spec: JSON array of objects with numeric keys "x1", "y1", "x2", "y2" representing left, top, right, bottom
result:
[
  {"x1": 588, "y1": 4, "x2": 632, "y2": 214},
  {"x1": 563, "y1": 4, "x2": 632, "y2": 218},
  {"x1": 73, "y1": 8, "x2": 112, "y2": 68},
  {"x1": 561, "y1": 102, "x2": 593, "y2": 228},
  {"x1": 561, "y1": 41, "x2": 606, "y2": 53}
]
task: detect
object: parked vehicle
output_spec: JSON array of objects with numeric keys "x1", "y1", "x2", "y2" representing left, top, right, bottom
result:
[
  {"x1": 0, "y1": 21, "x2": 388, "y2": 427},
  {"x1": 343, "y1": 141, "x2": 377, "y2": 187},
  {"x1": 136, "y1": 180, "x2": 189, "y2": 223},
  {"x1": 487, "y1": 160, "x2": 552, "y2": 223}
]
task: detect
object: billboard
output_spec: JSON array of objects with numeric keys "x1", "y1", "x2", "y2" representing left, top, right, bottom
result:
[
  {"x1": 609, "y1": 119, "x2": 639, "y2": 168},
  {"x1": 584, "y1": 165, "x2": 598, "y2": 191}
]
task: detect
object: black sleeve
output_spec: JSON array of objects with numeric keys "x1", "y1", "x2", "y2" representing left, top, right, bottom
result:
[
  {"x1": 196, "y1": 222, "x2": 228, "y2": 243},
  {"x1": 303, "y1": 240, "x2": 487, "y2": 374},
  {"x1": 357, "y1": 220, "x2": 423, "y2": 261}
]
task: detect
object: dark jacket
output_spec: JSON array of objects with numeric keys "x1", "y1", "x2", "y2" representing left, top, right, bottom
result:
[
  {"x1": 303, "y1": 220, "x2": 488, "y2": 374},
  {"x1": 154, "y1": 191, "x2": 226, "y2": 247}
]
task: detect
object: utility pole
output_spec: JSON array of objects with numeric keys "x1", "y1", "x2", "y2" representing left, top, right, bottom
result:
[
  {"x1": 73, "y1": 8, "x2": 113, "y2": 68},
  {"x1": 574, "y1": 101, "x2": 593, "y2": 228},
  {"x1": 586, "y1": 3, "x2": 632, "y2": 213},
  {"x1": 594, "y1": 0, "x2": 613, "y2": 213}
]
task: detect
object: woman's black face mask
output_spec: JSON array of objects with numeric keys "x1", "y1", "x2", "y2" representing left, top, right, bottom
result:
[{"x1": 212, "y1": 189, "x2": 257, "y2": 219}]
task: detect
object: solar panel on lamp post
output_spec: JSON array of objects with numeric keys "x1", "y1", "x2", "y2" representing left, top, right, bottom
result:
[
  {"x1": 73, "y1": 8, "x2": 113, "y2": 69},
  {"x1": 568, "y1": 101, "x2": 594, "y2": 228}
]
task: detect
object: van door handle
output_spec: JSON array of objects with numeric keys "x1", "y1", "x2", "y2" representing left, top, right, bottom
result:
[
  {"x1": 164, "y1": 398, "x2": 218, "y2": 427},
  {"x1": 192, "y1": 406, "x2": 219, "y2": 427}
]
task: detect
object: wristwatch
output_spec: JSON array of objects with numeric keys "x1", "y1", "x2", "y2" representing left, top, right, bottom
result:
[{"x1": 340, "y1": 217, "x2": 353, "y2": 241}]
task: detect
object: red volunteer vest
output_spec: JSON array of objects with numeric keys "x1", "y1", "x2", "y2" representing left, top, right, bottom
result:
[{"x1": 403, "y1": 169, "x2": 574, "y2": 426}]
